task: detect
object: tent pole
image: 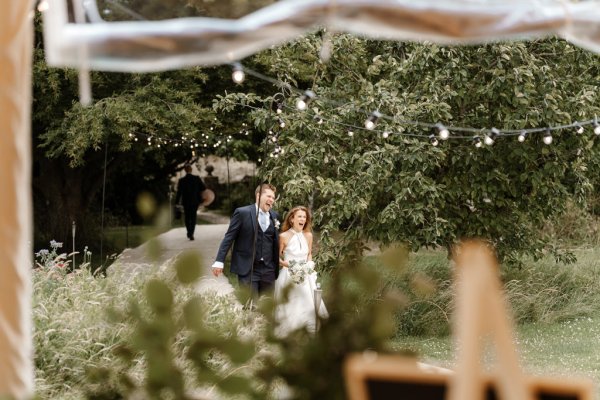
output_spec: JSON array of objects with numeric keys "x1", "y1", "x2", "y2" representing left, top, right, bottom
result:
[{"x1": 0, "y1": 0, "x2": 34, "y2": 397}]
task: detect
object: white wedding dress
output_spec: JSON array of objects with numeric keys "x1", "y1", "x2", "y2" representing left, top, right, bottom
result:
[{"x1": 274, "y1": 230, "x2": 328, "y2": 336}]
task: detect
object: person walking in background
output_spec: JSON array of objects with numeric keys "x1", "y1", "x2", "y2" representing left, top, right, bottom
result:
[
  {"x1": 212, "y1": 183, "x2": 280, "y2": 297},
  {"x1": 175, "y1": 164, "x2": 206, "y2": 241}
]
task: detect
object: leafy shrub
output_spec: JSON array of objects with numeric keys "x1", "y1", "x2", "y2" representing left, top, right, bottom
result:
[{"x1": 393, "y1": 248, "x2": 600, "y2": 337}]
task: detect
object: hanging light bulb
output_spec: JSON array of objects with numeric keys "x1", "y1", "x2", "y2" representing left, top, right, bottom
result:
[
  {"x1": 485, "y1": 127, "x2": 500, "y2": 146},
  {"x1": 518, "y1": 130, "x2": 527, "y2": 142},
  {"x1": 296, "y1": 90, "x2": 315, "y2": 110},
  {"x1": 278, "y1": 117, "x2": 286, "y2": 128},
  {"x1": 231, "y1": 63, "x2": 245, "y2": 84},
  {"x1": 364, "y1": 111, "x2": 382, "y2": 130},
  {"x1": 276, "y1": 103, "x2": 283, "y2": 114},
  {"x1": 543, "y1": 128, "x2": 553, "y2": 145},
  {"x1": 594, "y1": 117, "x2": 600, "y2": 135},
  {"x1": 314, "y1": 115, "x2": 324, "y2": 125},
  {"x1": 347, "y1": 129, "x2": 354, "y2": 137},
  {"x1": 575, "y1": 121, "x2": 584, "y2": 134},
  {"x1": 436, "y1": 123, "x2": 450, "y2": 140},
  {"x1": 429, "y1": 134, "x2": 439, "y2": 147},
  {"x1": 473, "y1": 136, "x2": 482, "y2": 148},
  {"x1": 37, "y1": 0, "x2": 49, "y2": 12},
  {"x1": 382, "y1": 131, "x2": 389, "y2": 139}
]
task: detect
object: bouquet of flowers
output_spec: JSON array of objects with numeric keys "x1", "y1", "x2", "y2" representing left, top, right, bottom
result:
[{"x1": 287, "y1": 260, "x2": 315, "y2": 284}]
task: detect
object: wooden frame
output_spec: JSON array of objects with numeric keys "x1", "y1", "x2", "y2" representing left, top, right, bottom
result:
[
  {"x1": 344, "y1": 353, "x2": 594, "y2": 400},
  {"x1": 344, "y1": 241, "x2": 595, "y2": 400}
]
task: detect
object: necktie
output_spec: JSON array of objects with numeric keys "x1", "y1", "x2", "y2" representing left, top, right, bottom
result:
[{"x1": 259, "y1": 211, "x2": 268, "y2": 232}]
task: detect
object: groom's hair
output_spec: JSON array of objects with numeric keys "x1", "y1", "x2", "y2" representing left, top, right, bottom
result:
[{"x1": 255, "y1": 183, "x2": 276, "y2": 195}]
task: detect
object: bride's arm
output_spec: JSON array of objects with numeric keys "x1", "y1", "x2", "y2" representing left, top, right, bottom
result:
[
  {"x1": 279, "y1": 233, "x2": 290, "y2": 268},
  {"x1": 306, "y1": 232, "x2": 313, "y2": 261}
]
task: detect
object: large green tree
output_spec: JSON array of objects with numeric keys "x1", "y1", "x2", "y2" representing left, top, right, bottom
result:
[
  {"x1": 32, "y1": 15, "x2": 268, "y2": 249},
  {"x1": 217, "y1": 35, "x2": 600, "y2": 266}
]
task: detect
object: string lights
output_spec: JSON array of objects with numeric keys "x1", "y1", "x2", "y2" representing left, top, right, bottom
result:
[
  {"x1": 429, "y1": 134, "x2": 439, "y2": 147},
  {"x1": 365, "y1": 111, "x2": 382, "y2": 130},
  {"x1": 543, "y1": 128, "x2": 553, "y2": 145},
  {"x1": 296, "y1": 90, "x2": 316, "y2": 110},
  {"x1": 231, "y1": 62, "x2": 245, "y2": 84},
  {"x1": 484, "y1": 127, "x2": 500, "y2": 146},
  {"x1": 224, "y1": 62, "x2": 600, "y2": 150},
  {"x1": 107, "y1": 47, "x2": 599, "y2": 173},
  {"x1": 436, "y1": 123, "x2": 450, "y2": 140}
]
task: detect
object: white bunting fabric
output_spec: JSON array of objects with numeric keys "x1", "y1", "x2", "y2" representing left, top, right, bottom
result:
[{"x1": 43, "y1": 0, "x2": 600, "y2": 72}]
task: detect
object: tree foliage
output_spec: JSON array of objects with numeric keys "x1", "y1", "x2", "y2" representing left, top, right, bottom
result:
[
  {"x1": 32, "y1": 14, "x2": 267, "y2": 249},
  {"x1": 216, "y1": 34, "x2": 600, "y2": 266}
]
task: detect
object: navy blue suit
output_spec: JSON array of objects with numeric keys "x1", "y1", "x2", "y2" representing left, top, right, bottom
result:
[{"x1": 216, "y1": 204, "x2": 279, "y2": 292}]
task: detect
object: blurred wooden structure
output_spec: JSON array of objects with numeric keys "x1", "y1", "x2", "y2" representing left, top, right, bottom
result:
[
  {"x1": 0, "y1": 0, "x2": 34, "y2": 398},
  {"x1": 344, "y1": 240, "x2": 594, "y2": 400}
]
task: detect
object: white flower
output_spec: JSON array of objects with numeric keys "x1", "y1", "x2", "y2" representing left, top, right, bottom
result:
[
  {"x1": 288, "y1": 260, "x2": 316, "y2": 284},
  {"x1": 274, "y1": 219, "x2": 281, "y2": 229}
]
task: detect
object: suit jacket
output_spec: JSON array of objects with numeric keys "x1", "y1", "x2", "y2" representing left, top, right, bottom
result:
[
  {"x1": 215, "y1": 204, "x2": 279, "y2": 278},
  {"x1": 175, "y1": 173, "x2": 206, "y2": 208}
]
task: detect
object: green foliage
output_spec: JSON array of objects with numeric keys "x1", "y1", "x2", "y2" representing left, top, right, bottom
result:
[
  {"x1": 391, "y1": 248, "x2": 600, "y2": 337},
  {"x1": 70, "y1": 245, "x2": 413, "y2": 399},
  {"x1": 33, "y1": 262, "x2": 128, "y2": 399},
  {"x1": 214, "y1": 35, "x2": 600, "y2": 267}
]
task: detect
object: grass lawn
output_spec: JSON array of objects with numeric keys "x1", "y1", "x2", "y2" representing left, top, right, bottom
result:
[
  {"x1": 394, "y1": 316, "x2": 600, "y2": 390},
  {"x1": 393, "y1": 247, "x2": 600, "y2": 394}
]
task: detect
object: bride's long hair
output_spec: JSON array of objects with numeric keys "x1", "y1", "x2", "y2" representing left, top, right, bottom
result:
[{"x1": 281, "y1": 206, "x2": 312, "y2": 232}]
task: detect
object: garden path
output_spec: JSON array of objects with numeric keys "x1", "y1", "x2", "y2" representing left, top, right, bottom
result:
[{"x1": 110, "y1": 211, "x2": 235, "y2": 296}]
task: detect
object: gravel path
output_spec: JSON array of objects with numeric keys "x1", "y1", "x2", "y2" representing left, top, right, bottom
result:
[{"x1": 109, "y1": 212, "x2": 235, "y2": 296}]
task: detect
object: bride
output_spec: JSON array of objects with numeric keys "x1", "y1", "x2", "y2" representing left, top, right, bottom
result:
[{"x1": 274, "y1": 206, "x2": 328, "y2": 336}]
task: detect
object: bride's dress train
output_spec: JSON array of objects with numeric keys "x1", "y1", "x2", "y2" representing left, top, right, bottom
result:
[{"x1": 274, "y1": 230, "x2": 328, "y2": 336}]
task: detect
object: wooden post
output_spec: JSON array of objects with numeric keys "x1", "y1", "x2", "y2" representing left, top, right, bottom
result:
[
  {"x1": 448, "y1": 240, "x2": 532, "y2": 400},
  {"x1": 0, "y1": 0, "x2": 34, "y2": 397}
]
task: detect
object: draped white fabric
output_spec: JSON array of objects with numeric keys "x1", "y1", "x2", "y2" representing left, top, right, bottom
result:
[
  {"x1": 0, "y1": 0, "x2": 34, "y2": 398},
  {"x1": 42, "y1": 0, "x2": 600, "y2": 72}
]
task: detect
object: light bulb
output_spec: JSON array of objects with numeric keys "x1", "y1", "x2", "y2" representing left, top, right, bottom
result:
[
  {"x1": 364, "y1": 111, "x2": 382, "y2": 130},
  {"x1": 232, "y1": 63, "x2": 245, "y2": 84},
  {"x1": 37, "y1": 0, "x2": 49, "y2": 12},
  {"x1": 485, "y1": 127, "x2": 500, "y2": 145},
  {"x1": 595, "y1": 123, "x2": 600, "y2": 135},
  {"x1": 473, "y1": 136, "x2": 482, "y2": 148},
  {"x1": 437, "y1": 123, "x2": 450, "y2": 140},
  {"x1": 296, "y1": 90, "x2": 315, "y2": 110},
  {"x1": 518, "y1": 130, "x2": 527, "y2": 142},
  {"x1": 382, "y1": 131, "x2": 389, "y2": 139},
  {"x1": 429, "y1": 134, "x2": 439, "y2": 146},
  {"x1": 279, "y1": 118, "x2": 286, "y2": 128},
  {"x1": 575, "y1": 122, "x2": 584, "y2": 134},
  {"x1": 348, "y1": 130, "x2": 354, "y2": 137},
  {"x1": 543, "y1": 129, "x2": 553, "y2": 145},
  {"x1": 296, "y1": 99, "x2": 307, "y2": 110}
]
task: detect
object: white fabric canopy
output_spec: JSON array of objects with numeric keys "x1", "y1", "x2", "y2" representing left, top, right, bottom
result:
[
  {"x1": 0, "y1": 0, "x2": 34, "y2": 398},
  {"x1": 43, "y1": 0, "x2": 600, "y2": 72}
]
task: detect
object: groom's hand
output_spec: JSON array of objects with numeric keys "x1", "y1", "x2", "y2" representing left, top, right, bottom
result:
[{"x1": 211, "y1": 261, "x2": 224, "y2": 277}]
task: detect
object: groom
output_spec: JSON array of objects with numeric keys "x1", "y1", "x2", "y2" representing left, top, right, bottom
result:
[{"x1": 212, "y1": 183, "x2": 280, "y2": 296}]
